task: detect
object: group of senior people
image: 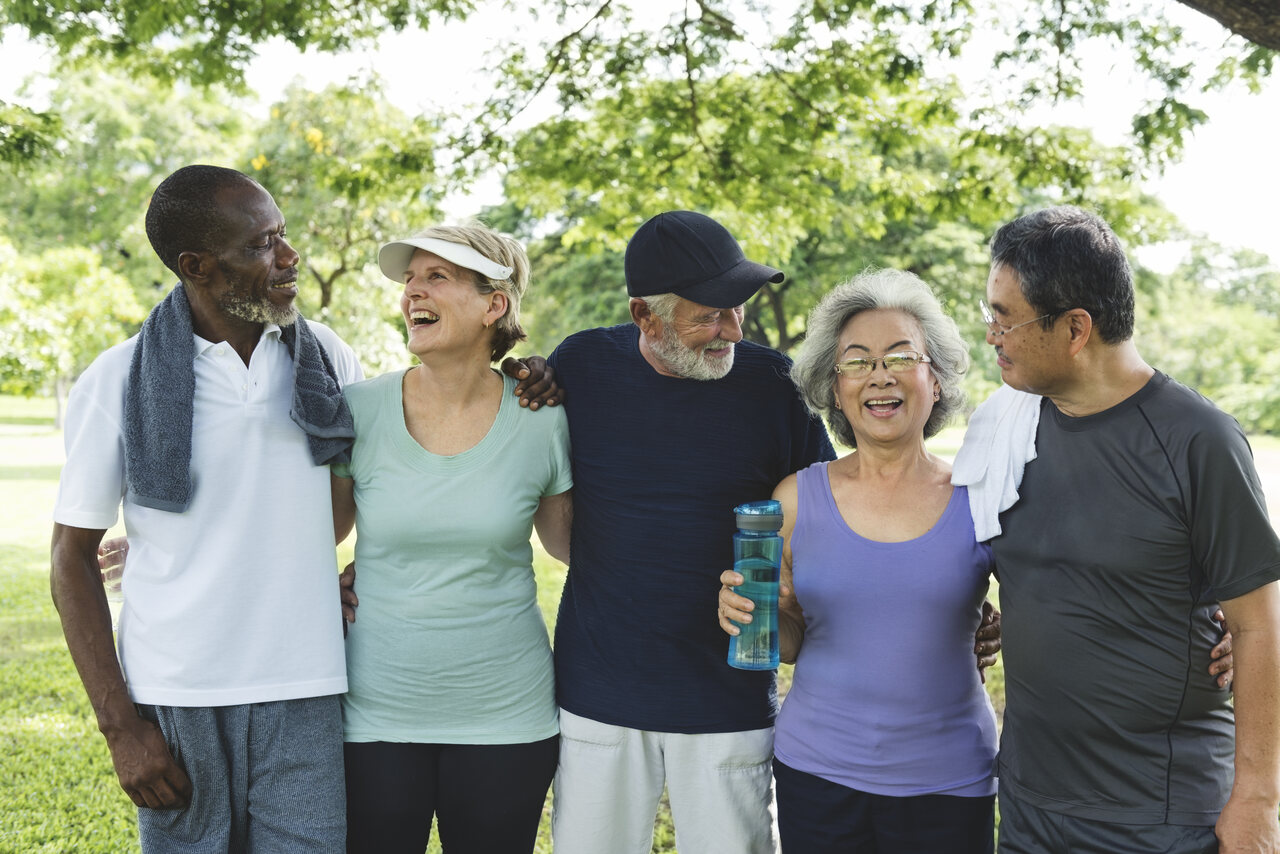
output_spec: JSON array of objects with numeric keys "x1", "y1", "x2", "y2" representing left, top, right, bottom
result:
[{"x1": 53, "y1": 160, "x2": 1275, "y2": 854}]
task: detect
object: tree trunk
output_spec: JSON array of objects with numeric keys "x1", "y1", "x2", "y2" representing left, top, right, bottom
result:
[{"x1": 1177, "y1": 0, "x2": 1280, "y2": 50}]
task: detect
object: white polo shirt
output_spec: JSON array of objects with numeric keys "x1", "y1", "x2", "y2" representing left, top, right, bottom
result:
[{"x1": 54, "y1": 320, "x2": 363, "y2": 707}]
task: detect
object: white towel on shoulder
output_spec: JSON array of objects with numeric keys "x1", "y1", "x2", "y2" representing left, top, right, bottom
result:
[{"x1": 951, "y1": 384, "x2": 1042, "y2": 542}]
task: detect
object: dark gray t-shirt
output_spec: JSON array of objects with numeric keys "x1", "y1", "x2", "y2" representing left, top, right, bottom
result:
[{"x1": 993, "y1": 372, "x2": 1280, "y2": 825}]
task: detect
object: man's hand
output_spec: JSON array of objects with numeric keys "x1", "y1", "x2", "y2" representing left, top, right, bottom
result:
[
  {"x1": 99, "y1": 537, "x2": 128, "y2": 589},
  {"x1": 1210, "y1": 607, "x2": 1235, "y2": 690},
  {"x1": 975, "y1": 600, "x2": 1001, "y2": 684},
  {"x1": 339, "y1": 561, "x2": 358, "y2": 628},
  {"x1": 500, "y1": 355, "x2": 561, "y2": 409},
  {"x1": 103, "y1": 713, "x2": 192, "y2": 810},
  {"x1": 1215, "y1": 793, "x2": 1280, "y2": 853}
]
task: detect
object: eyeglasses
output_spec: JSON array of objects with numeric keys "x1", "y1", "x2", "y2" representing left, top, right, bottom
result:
[
  {"x1": 834, "y1": 350, "x2": 932, "y2": 377},
  {"x1": 979, "y1": 299, "x2": 1052, "y2": 338}
]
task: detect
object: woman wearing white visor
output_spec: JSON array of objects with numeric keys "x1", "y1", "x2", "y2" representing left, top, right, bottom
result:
[{"x1": 332, "y1": 223, "x2": 573, "y2": 853}]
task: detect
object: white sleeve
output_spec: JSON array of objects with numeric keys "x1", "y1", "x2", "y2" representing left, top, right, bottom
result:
[
  {"x1": 306, "y1": 320, "x2": 365, "y2": 385},
  {"x1": 52, "y1": 348, "x2": 129, "y2": 530}
]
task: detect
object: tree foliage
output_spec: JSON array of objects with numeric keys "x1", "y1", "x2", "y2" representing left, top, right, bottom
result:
[
  {"x1": 1, "y1": 1, "x2": 1277, "y2": 432},
  {"x1": 2, "y1": 0, "x2": 1275, "y2": 167},
  {"x1": 0, "y1": 62, "x2": 248, "y2": 301},
  {"x1": 1137, "y1": 249, "x2": 1280, "y2": 433},
  {"x1": 0, "y1": 241, "x2": 145, "y2": 423},
  {"x1": 248, "y1": 78, "x2": 440, "y2": 312},
  {"x1": 245, "y1": 77, "x2": 445, "y2": 376}
]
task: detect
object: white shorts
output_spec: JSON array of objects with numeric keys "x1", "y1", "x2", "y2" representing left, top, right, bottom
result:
[{"x1": 551, "y1": 708, "x2": 777, "y2": 854}]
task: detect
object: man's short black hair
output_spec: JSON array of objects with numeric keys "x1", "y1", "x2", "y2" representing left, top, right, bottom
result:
[
  {"x1": 145, "y1": 165, "x2": 259, "y2": 279},
  {"x1": 989, "y1": 206, "x2": 1135, "y2": 344}
]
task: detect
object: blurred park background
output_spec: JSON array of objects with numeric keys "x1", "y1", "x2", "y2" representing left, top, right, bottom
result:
[
  {"x1": 2, "y1": 0, "x2": 1279, "y2": 431},
  {"x1": 2, "y1": 0, "x2": 1278, "y2": 850}
]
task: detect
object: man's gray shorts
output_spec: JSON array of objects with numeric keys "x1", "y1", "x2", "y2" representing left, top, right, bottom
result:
[
  {"x1": 997, "y1": 783, "x2": 1218, "y2": 854},
  {"x1": 136, "y1": 695, "x2": 345, "y2": 853}
]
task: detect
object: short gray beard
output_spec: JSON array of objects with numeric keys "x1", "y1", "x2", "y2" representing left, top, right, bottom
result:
[
  {"x1": 648, "y1": 322, "x2": 735, "y2": 381},
  {"x1": 220, "y1": 292, "x2": 299, "y2": 327}
]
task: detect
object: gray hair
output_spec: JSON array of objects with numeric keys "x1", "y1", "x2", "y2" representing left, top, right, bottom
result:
[
  {"x1": 791, "y1": 268, "x2": 969, "y2": 448},
  {"x1": 640, "y1": 292, "x2": 681, "y2": 323}
]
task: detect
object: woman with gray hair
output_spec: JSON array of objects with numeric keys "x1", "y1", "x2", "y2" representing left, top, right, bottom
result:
[
  {"x1": 332, "y1": 222, "x2": 573, "y2": 853},
  {"x1": 719, "y1": 268, "x2": 998, "y2": 853}
]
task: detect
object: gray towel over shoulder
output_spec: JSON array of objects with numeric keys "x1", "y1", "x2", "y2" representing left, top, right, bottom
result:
[{"x1": 123, "y1": 283, "x2": 354, "y2": 513}]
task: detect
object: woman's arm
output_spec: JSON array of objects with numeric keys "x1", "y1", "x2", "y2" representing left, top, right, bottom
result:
[
  {"x1": 331, "y1": 472, "x2": 355, "y2": 544},
  {"x1": 534, "y1": 489, "x2": 573, "y2": 565}
]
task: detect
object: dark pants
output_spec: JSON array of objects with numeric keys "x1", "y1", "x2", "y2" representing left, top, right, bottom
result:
[
  {"x1": 344, "y1": 736, "x2": 559, "y2": 854},
  {"x1": 774, "y1": 757, "x2": 995, "y2": 854},
  {"x1": 997, "y1": 782, "x2": 1219, "y2": 854}
]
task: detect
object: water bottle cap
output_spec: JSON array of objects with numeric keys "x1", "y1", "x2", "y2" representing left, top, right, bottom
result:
[{"x1": 733, "y1": 499, "x2": 783, "y2": 531}]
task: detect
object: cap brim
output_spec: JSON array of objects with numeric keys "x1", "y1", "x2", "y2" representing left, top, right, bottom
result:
[
  {"x1": 378, "y1": 236, "x2": 514, "y2": 283},
  {"x1": 676, "y1": 258, "x2": 785, "y2": 309},
  {"x1": 378, "y1": 242, "x2": 415, "y2": 283}
]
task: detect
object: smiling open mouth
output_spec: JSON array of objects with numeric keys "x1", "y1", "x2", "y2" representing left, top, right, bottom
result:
[
  {"x1": 410, "y1": 310, "x2": 440, "y2": 326},
  {"x1": 865, "y1": 399, "x2": 902, "y2": 413}
]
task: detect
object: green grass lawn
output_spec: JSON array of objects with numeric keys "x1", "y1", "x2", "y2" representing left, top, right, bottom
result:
[{"x1": 0, "y1": 395, "x2": 1008, "y2": 852}]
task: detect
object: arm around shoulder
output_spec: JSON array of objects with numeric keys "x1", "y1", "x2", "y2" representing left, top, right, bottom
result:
[
  {"x1": 331, "y1": 471, "x2": 355, "y2": 544},
  {"x1": 534, "y1": 489, "x2": 573, "y2": 565}
]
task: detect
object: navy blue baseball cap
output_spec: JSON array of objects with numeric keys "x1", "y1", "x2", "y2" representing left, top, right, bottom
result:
[{"x1": 624, "y1": 211, "x2": 785, "y2": 309}]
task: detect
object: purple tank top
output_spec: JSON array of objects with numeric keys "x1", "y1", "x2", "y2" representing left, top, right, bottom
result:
[{"x1": 773, "y1": 461, "x2": 998, "y2": 796}]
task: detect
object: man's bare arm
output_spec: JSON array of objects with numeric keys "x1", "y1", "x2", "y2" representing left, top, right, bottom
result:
[
  {"x1": 1215, "y1": 581, "x2": 1280, "y2": 853},
  {"x1": 50, "y1": 523, "x2": 191, "y2": 809}
]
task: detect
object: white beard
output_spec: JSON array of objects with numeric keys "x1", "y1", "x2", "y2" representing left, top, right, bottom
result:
[{"x1": 648, "y1": 323, "x2": 735, "y2": 381}]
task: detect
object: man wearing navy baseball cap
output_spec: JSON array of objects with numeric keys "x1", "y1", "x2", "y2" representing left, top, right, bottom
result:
[
  {"x1": 545, "y1": 210, "x2": 830, "y2": 853},
  {"x1": 546, "y1": 211, "x2": 1000, "y2": 852}
]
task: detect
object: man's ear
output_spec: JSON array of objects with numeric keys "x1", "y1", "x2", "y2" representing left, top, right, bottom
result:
[
  {"x1": 629, "y1": 297, "x2": 662, "y2": 338},
  {"x1": 177, "y1": 250, "x2": 213, "y2": 284},
  {"x1": 1064, "y1": 308, "x2": 1093, "y2": 357}
]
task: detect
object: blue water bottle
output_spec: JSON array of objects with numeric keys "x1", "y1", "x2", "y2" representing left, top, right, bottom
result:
[{"x1": 727, "y1": 500, "x2": 783, "y2": 670}]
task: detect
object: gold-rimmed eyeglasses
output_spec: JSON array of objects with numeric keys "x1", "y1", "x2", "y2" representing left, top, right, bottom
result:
[
  {"x1": 979, "y1": 299, "x2": 1052, "y2": 338},
  {"x1": 834, "y1": 350, "x2": 932, "y2": 377}
]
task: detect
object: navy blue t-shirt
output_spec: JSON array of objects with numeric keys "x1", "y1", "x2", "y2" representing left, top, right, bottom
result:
[{"x1": 549, "y1": 324, "x2": 835, "y2": 733}]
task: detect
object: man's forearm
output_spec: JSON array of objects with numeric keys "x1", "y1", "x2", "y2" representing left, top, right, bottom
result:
[
  {"x1": 50, "y1": 524, "x2": 137, "y2": 734},
  {"x1": 1221, "y1": 581, "x2": 1280, "y2": 837},
  {"x1": 1230, "y1": 606, "x2": 1280, "y2": 806}
]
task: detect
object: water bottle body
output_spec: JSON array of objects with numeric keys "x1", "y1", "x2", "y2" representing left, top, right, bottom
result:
[{"x1": 727, "y1": 529, "x2": 782, "y2": 670}]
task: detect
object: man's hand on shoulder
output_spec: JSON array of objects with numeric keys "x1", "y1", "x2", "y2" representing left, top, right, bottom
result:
[{"x1": 501, "y1": 355, "x2": 561, "y2": 409}]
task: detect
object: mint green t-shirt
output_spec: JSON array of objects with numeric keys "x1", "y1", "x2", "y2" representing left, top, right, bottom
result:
[{"x1": 334, "y1": 369, "x2": 572, "y2": 744}]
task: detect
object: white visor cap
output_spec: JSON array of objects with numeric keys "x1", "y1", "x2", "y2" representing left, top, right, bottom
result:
[{"x1": 379, "y1": 234, "x2": 515, "y2": 283}]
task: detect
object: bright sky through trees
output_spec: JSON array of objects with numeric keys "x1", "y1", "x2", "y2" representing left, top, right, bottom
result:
[{"x1": 2, "y1": 1, "x2": 1275, "y2": 269}]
